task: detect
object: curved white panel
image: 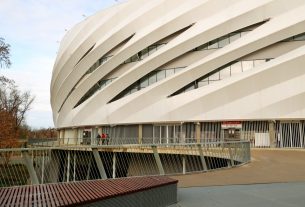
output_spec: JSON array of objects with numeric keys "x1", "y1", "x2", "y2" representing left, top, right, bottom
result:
[{"x1": 51, "y1": 0, "x2": 305, "y2": 128}]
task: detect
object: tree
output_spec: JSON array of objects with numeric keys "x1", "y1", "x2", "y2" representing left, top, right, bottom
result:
[
  {"x1": 0, "y1": 77, "x2": 34, "y2": 133},
  {"x1": 0, "y1": 38, "x2": 11, "y2": 69}
]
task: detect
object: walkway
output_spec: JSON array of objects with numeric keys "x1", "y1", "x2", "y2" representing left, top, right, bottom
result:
[
  {"x1": 171, "y1": 182, "x2": 305, "y2": 207},
  {"x1": 171, "y1": 149, "x2": 305, "y2": 187}
]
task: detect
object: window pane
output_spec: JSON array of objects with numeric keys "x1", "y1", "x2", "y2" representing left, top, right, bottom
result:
[
  {"x1": 229, "y1": 33, "x2": 240, "y2": 43},
  {"x1": 157, "y1": 43, "x2": 165, "y2": 50},
  {"x1": 131, "y1": 54, "x2": 138, "y2": 62},
  {"x1": 209, "y1": 72, "x2": 220, "y2": 81},
  {"x1": 166, "y1": 69, "x2": 174, "y2": 77},
  {"x1": 197, "y1": 80, "x2": 209, "y2": 88},
  {"x1": 230, "y1": 62, "x2": 242, "y2": 75},
  {"x1": 254, "y1": 59, "x2": 265, "y2": 67},
  {"x1": 140, "y1": 77, "x2": 148, "y2": 88},
  {"x1": 148, "y1": 73, "x2": 157, "y2": 85},
  {"x1": 196, "y1": 43, "x2": 208, "y2": 50},
  {"x1": 174, "y1": 67, "x2": 183, "y2": 73},
  {"x1": 141, "y1": 48, "x2": 149, "y2": 59},
  {"x1": 241, "y1": 31, "x2": 250, "y2": 37},
  {"x1": 156, "y1": 70, "x2": 166, "y2": 81},
  {"x1": 148, "y1": 45, "x2": 157, "y2": 55},
  {"x1": 220, "y1": 67, "x2": 231, "y2": 79},
  {"x1": 242, "y1": 60, "x2": 254, "y2": 72},
  {"x1": 208, "y1": 39, "x2": 218, "y2": 49},
  {"x1": 105, "y1": 79, "x2": 111, "y2": 86},
  {"x1": 184, "y1": 84, "x2": 195, "y2": 92},
  {"x1": 130, "y1": 88, "x2": 138, "y2": 94},
  {"x1": 294, "y1": 33, "x2": 305, "y2": 41},
  {"x1": 218, "y1": 36, "x2": 229, "y2": 48}
]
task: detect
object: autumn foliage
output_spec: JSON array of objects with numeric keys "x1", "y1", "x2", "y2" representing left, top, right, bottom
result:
[{"x1": 0, "y1": 110, "x2": 20, "y2": 148}]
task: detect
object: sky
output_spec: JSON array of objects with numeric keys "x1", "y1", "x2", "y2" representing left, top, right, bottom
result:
[{"x1": 0, "y1": 0, "x2": 118, "y2": 129}]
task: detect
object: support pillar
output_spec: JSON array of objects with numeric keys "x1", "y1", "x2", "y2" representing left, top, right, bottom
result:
[
  {"x1": 269, "y1": 121, "x2": 276, "y2": 148},
  {"x1": 92, "y1": 148, "x2": 107, "y2": 179},
  {"x1": 73, "y1": 128, "x2": 78, "y2": 145},
  {"x1": 138, "y1": 124, "x2": 143, "y2": 144},
  {"x1": 112, "y1": 153, "x2": 116, "y2": 178},
  {"x1": 66, "y1": 151, "x2": 70, "y2": 182},
  {"x1": 22, "y1": 150, "x2": 39, "y2": 185},
  {"x1": 152, "y1": 146, "x2": 165, "y2": 175},
  {"x1": 59, "y1": 129, "x2": 65, "y2": 146},
  {"x1": 196, "y1": 122, "x2": 201, "y2": 144},
  {"x1": 197, "y1": 144, "x2": 208, "y2": 171},
  {"x1": 182, "y1": 156, "x2": 186, "y2": 174}
]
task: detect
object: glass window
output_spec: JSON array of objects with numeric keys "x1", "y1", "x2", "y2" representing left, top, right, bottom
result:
[
  {"x1": 241, "y1": 31, "x2": 250, "y2": 37},
  {"x1": 156, "y1": 70, "x2": 166, "y2": 81},
  {"x1": 208, "y1": 39, "x2": 218, "y2": 49},
  {"x1": 254, "y1": 59, "x2": 265, "y2": 67},
  {"x1": 197, "y1": 80, "x2": 209, "y2": 88},
  {"x1": 229, "y1": 33, "x2": 240, "y2": 43},
  {"x1": 140, "y1": 77, "x2": 148, "y2": 88},
  {"x1": 131, "y1": 54, "x2": 138, "y2": 62},
  {"x1": 220, "y1": 66, "x2": 231, "y2": 79},
  {"x1": 196, "y1": 43, "x2": 208, "y2": 50},
  {"x1": 141, "y1": 48, "x2": 149, "y2": 59},
  {"x1": 174, "y1": 67, "x2": 183, "y2": 73},
  {"x1": 294, "y1": 33, "x2": 305, "y2": 41},
  {"x1": 148, "y1": 45, "x2": 157, "y2": 55},
  {"x1": 242, "y1": 60, "x2": 254, "y2": 72},
  {"x1": 148, "y1": 73, "x2": 157, "y2": 85},
  {"x1": 157, "y1": 43, "x2": 165, "y2": 50},
  {"x1": 166, "y1": 69, "x2": 174, "y2": 77},
  {"x1": 230, "y1": 62, "x2": 242, "y2": 75},
  {"x1": 130, "y1": 88, "x2": 138, "y2": 94},
  {"x1": 209, "y1": 72, "x2": 220, "y2": 81},
  {"x1": 184, "y1": 84, "x2": 195, "y2": 92},
  {"x1": 218, "y1": 36, "x2": 229, "y2": 48}
]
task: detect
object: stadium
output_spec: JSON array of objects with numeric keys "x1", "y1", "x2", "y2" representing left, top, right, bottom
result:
[{"x1": 51, "y1": 0, "x2": 305, "y2": 148}]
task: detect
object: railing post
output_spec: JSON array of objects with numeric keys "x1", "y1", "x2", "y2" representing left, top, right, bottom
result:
[
  {"x1": 92, "y1": 148, "x2": 107, "y2": 179},
  {"x1": 197, "y1": 144, "x2": 208, "y2": 171},
  {"x1": 22, "y1": 150, "x2": 39, "y2": 185},
  {"x1": 151, "y1": 145, "x2": 165, "y2": 175},
  {"x1": 228, "y1": 143, "x2": 235, "y2": 167},
  {"x1": 41, "y1": 151, "x2": 45, "y2": 184}
]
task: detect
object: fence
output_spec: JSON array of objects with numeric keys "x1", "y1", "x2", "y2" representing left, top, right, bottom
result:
[{"x1": 0, "y1": 141, "x2": 250, "y2": 187}]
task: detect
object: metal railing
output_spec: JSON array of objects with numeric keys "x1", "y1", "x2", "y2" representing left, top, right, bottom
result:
[
  {"x1": 0, "y1": 141, "x2": 250, "y2": 187},
  {"x1": 28, "y1": 137, "x2": 237, "y2": 147}
]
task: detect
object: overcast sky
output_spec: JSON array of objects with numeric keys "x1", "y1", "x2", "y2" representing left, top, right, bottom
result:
[{"x1": 0, "y1": 0, "x2": 118, "y2": 129}]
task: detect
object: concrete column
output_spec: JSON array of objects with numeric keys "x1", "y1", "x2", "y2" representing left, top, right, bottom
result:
[
  {"x1": 59, "y1": 129, "x2": 65, "y2": 145},
  {"x1": 182, "y1": 156, "x2": 186, "y2": 174},
  {"x1": 92, "y1": 148, "x2": 107, "y2": 179},
  {"x1": 22, "y1": 151, "x2": 39, "y2": 185},
  {"x1": 196, "y1": 122, "x2": 201, "y2": 143},
  {"x1": 138, "y1": 124, "x2": 143, "y2": 144},
  {"x1": 66, "y1": 151, "x2": 70, "y2": 182},
  {"x1": 73, "y1": 128, "x2": 78, "y2": 145},
  {"x1": 152, "y1": 146, "x2": 165, "y2": 175},
  {"x1": 197, "y1": 144, "x2": 208, "y2": 171},
  {"x1": 269, "y1": 121, "x2": 276, "y2": 148},
  {"x1": 112, "y1": 153, "x2": 116, "y2": 178}
]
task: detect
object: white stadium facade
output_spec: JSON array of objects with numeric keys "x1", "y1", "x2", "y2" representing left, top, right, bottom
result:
[{"x1": 51, "y1": 0, "x2": 305, "y2": 148}]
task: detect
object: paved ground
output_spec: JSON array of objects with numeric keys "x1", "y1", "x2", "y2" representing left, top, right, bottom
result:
[
  {"x1": 171, "y1": 149, "x2": 305, "y2": 187},
  {"x1": 170, "y1": 182, "x2": 305, "y2": 207},
  {"x1": 168, "y1": 149, "x2": 305, "y2": 207}
]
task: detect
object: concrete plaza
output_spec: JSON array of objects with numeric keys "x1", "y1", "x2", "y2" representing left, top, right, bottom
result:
[{"x1": 170, "y1": 149, "x2": 305, "y2": 207}]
